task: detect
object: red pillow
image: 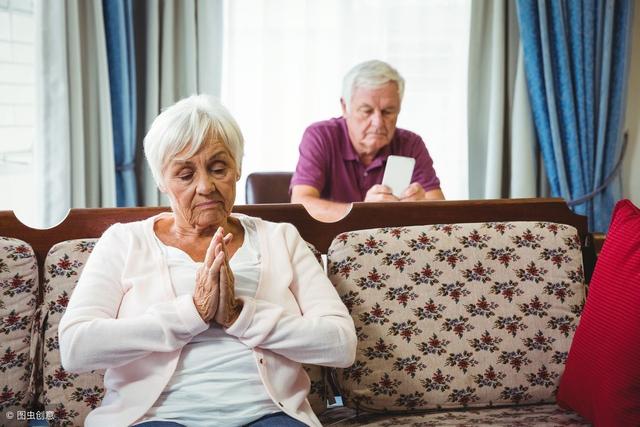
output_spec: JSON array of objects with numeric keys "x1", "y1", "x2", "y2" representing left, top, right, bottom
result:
[{"x1": 557, "y1": 199, "x2": 640, "y2": 425}]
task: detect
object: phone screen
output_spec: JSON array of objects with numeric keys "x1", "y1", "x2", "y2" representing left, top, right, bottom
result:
[{"x1": 382, "y1": 155, "x2": 416, "y2": 197}]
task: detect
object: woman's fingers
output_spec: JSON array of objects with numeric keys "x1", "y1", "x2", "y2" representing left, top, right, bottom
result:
[
  {"x1": 204, "y1": 227, "x2": 223, "y2": 268},
  {"x1": 196, "y1": 227, "x2": 238, "y2": 323},
  {"x1": 219, "y1": 264, "x2": 228, "y2": 304},
  {"x1": 206, "y1": 266, "x2": 220, "y2": 320},
  {"x1": 223, "y1": 232, "x2": 233, "y2": 245},
  {"x1": 210, "y1": 250, "x2": 224, "y2": 275},
  {"x1": 216, "y1": 265, "x2": 241, "y2": 327},
  {"x1": 213, "y1": 243, "x2": 222, "y2": 258},
  {"x1": 216, "y1": 265, "x2": 231, "y2": 325},
  {"x1": 195, "y1": 250, "x2": 225, "y2": 322},
  {"x1": 219, "y1": 239, "x2": 236, "y2": 285}
]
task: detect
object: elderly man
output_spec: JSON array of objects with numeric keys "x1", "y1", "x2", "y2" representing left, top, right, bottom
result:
[{"x1": 290, "y1": 60, "x2": 444, "y2": 221}]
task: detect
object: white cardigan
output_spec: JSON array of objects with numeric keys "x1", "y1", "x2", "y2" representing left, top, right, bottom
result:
[{"x1": 59, "y1": 213, "x2": 357, "y2": 427}]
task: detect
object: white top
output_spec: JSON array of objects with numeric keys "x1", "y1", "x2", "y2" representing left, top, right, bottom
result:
[
  {"x1": 140, "y1": 216, "x2": 280, "y2": 426},
  {"x1": 59, "y1": 213, "x2": 356, "y2": 427}
]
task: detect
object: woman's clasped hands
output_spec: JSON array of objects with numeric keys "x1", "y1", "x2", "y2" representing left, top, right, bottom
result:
[{"x1": 193, "y1": 227, "x2": 242, "y2": 327}]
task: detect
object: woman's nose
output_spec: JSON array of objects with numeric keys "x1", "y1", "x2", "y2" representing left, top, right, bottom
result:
[{"x1": 196, "y1": 175, "x2": 216, "y2": 194}]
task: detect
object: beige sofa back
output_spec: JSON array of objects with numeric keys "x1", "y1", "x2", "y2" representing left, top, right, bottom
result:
[
  {"x1": 0, "y1": 237, "x2": 39, "y2": 419},
  {"x1": 328, "y1": 221, "x2": 586, "y2": 412}
]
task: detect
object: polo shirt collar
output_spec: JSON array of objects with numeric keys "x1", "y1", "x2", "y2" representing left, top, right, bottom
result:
[
  {"x1": 368, "y1": 144, "x2": 391, "y2": 169},
  {"x1": 339, "y1": 117, "x2": 360, "y2": 161}
]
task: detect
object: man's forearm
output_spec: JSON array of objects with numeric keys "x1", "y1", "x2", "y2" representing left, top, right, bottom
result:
[{"x1": 291, "y1": 195, "x2": 351, "y2": 222}]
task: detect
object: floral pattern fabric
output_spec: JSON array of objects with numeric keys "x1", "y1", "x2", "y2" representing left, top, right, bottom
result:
[
  {"x1": 39, "y1": 238, "x2": 327, "y2": 426},
  {"x1": 0, "y1": 237, "x2": 38, "y2": 422},
  {"x1": 327, "y1": 222, "x2": 586, "y2": 413},
  {"x1": 41, "y1": 239, "x2": 104, "y2": 427},
  {"x1": 321, "y1": 403, "x2": 589, "y2": 426}
]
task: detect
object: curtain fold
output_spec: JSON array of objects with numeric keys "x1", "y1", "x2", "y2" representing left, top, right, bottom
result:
[
  {"x1": 103, "y1": 0, "x2": 137, "y2": 206},
  {"x1": 517, "y1": 0, "x2": 634, "y2": 231},
  {"x1": 467, "y1": 0, "x2": 540, "y2": 199},
  {"x1": 36, "y1": 0, "x2": 224, "y2": 217},
  {"x1": 35, "y1": 0, "x2": 116, "y2": 228},
  {"x1": 133, "y1": 0, "x2": 224, "y2": 206}
]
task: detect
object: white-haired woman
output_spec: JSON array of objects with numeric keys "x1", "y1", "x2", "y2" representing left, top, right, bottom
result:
[{"x1": 59, "y1": 94, "x2": 357, "y2": 427}]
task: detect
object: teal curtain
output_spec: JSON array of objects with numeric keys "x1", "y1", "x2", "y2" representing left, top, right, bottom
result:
[
  {"x1": 517, "y1": 0, "x2": 634, "y2": 231},
  {"x1": 103, "y1": 0, "x2": 138, "y2": 206}
]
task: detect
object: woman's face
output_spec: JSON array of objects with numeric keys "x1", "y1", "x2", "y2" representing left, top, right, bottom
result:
[{"x1": 162, "y1": 138, "x2": 238, "y2": 232}]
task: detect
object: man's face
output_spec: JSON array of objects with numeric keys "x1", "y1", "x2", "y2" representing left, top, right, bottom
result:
[{"x1": 342, "y1": 82, "x2": 401, "y2": 164}]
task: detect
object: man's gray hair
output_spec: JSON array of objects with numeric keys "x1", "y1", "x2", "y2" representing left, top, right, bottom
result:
[
  {"x1": 144, "y1": 94, "x2": 244, "y2": 189},
  {"x1": 341, "y1": 60, "x2": 405, "y2": 111}
]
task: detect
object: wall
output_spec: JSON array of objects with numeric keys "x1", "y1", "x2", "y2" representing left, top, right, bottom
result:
[{"x1": 622, "y1": 4, "x2": 640, "y2": 206}]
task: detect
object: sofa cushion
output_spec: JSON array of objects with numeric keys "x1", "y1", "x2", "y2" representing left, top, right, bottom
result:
[
  {"x1": 41, "y1": 238, "x2": 327, "y2": 425},
  {"x1": 321, "y1": 403, "x2": 588, "y2": 426},
  {"x1": 0, "y1": 237, "x2": 39, "y2": 416},
  {"x1": 557, "y1": 199, "x2": 640, "y2": 425},
  {"x1": 41, "y1": 239, "x2": 104, "y2": 425},
  {"x1": 328, "y1": 222, "x2": 586, "y2": 412}
]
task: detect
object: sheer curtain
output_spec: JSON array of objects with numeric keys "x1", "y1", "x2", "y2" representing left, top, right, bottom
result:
[
  {"x1": 467, "y1": 0, "x2": 542, "y2": 200},
  {"x1": 221, "y1": 0, "x2": 471, "y2": 204},
  {"x1": 133, "y1": 0, "x2": 224, "y2": 206},
  {"x1": 35, "y1": 0, "x2": 116, "y2": 228}
]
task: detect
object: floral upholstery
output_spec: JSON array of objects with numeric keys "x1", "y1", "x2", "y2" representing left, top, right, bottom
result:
[
  {"x1": 322, "y1": 403, "x2": 589, "y2": 426},
  {"x1": 0, "y1": 237, "x2": 38, "y2": 417},
  {"x1": 41, "y1": 239, "x2": 103, "y2": 426},
  {"x1": 327, "y1": 222, "x2": 586, "y2": 413},
  {"x1": 40, "y1": 238, "x2": 327, "y2": 426}
]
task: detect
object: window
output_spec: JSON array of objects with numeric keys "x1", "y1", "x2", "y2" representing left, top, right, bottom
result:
[
  {"x1": 0, "y1": 0, "x2": 35, "y2": 223},
  {"x1": 221, "y1": 0, "x2": 471, "y2": 203}
]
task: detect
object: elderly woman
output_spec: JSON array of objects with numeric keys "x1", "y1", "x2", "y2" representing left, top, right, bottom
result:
[{"x1": 59, "y1": 94, "x2": 357, "y2": 427}]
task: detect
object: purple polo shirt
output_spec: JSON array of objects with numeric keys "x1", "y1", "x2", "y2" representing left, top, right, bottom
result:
[{"x1": 291, "y1": 117, "x2": 440, "y2": 202}]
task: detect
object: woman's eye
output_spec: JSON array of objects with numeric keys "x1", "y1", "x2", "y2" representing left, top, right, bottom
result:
[
  {"x1": 178, "y1": 173, "x2": 193, "y2": 181},
  {"x1": 211, "y1": 164, "x2": 227, "y2": 175}
]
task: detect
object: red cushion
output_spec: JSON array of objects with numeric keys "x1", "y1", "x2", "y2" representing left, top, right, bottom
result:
[{"x1": 557, "y1": 199, "x2": 640, "y2": 425}]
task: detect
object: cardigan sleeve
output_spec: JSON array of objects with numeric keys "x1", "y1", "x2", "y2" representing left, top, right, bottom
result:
[
  {"x1": 225, "y1": 223, "x2": 357, "y2": 368},
  {"x1": 58, "y1": 223, "x2": 208, "y2": 373}
]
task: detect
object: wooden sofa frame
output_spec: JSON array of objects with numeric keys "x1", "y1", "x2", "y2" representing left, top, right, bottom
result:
[{"x1": 0, "y1": 198, "x2": 597, "y2": 297}]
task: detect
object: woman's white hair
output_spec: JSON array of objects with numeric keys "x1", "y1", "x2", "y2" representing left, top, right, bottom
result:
[
  {"x1": 341, "y1": 60, "x2": 405, "y2": 112},
  {"x1": 144, "y1": 94, "x2": 244, "y2": 188}
]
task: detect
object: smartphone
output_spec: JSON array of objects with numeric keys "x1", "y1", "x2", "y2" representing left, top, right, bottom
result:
[{"x1": 382, "y1": 155, "x2": 416, "y2": 197}]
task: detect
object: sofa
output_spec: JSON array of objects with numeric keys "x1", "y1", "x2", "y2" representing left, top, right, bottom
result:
[{"x1": 0, "y1": 198, "x2": 596, "y2": 426}]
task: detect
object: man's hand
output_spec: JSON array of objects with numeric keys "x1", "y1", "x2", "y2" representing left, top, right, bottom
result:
[
  {"x1": 399, "y1": 182, "x2": 425, "y2": 201},
  {"x1": 364, "y1": 184, "x2": 399, "y2": 202},
  {"x1": 400, "y1": 183, "x2": 445, "y2": 201}
]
